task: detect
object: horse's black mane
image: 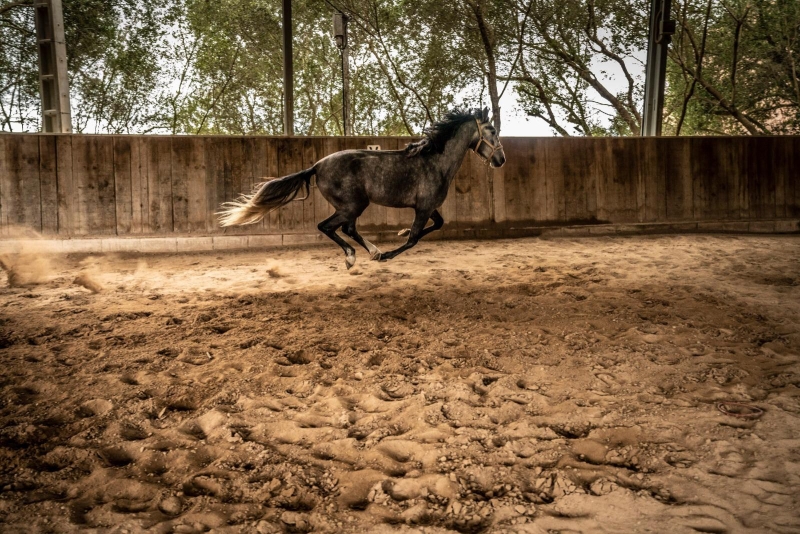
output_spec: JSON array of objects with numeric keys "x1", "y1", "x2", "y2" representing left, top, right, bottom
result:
[{"x1": 404, "y1": 107, "x2": 488, "y2": 157}]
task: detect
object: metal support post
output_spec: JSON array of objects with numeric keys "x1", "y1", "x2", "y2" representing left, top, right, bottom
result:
[
  {"x1": 33, "y1": 0, "x2": 72, "y2": 133},
  {"x1": 641, "y1": 0, "x2": 675, "y2": 136},
  {"x1": 283, "y1": 0, "x2": 294, "y2": 136},
  {"x1": 333, "y1": 12, "x2": 350, "y2": 135}
]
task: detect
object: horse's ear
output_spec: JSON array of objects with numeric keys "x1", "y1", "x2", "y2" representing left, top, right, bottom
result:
[{"x1": 482, "y1": 107, "x2": 490, "y2": 122}]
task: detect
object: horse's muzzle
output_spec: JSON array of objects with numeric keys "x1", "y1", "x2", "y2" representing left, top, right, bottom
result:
[{"x1": 491, "y1": 150, "x2": 507, "y2": 168}]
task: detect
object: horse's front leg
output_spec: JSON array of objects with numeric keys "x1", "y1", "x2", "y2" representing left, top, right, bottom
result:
[
  {"x1": 397, "y1": 209, "x2": 444, "y2": 240},
  {"x1": 377, "y1": 209, "x2": 434, "y2": 261}
]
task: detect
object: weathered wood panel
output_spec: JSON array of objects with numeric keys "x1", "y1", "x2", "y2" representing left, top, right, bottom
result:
[
  {"x1": 55, "y1": 136, "x2": 75, "y2": 236},
  {"x1": 72, "y1": 136, "x2": 115, "y2": 235},
  {"x1": 786, "y1": 137, "x2": 800, "y2": 218},
  {"x1": 639, "y1": 138, "x2": 667, "y2": 222},
  {"x1": 664, "y1": 138, "x2": 693, "y2": 221},
  {"x1": 501, "y1": 137, "x2": 547, "y2": 224},
  {"x1": 2, "y1": 134, "x2": 799, "y2": 239},
  {"x1": 2, "y1": 135, "x2": 42, "y2": 234},
  {"x1": 544, "y1": 139, "x2": 567, "y2": 222},
  {"x1": 171, "y1": 137, "x2": 204, "y2": 233},
  {"x1": 113, "y1": 137, "x2": 134, "y2": 234},
  {"x1": 598, "y1": 138, "x2": 640, "y2": 223},
  {"x1": 143, "y1": 137, "x2": 173, "y2": 234},
  {"x1": 39, "y1": 136, "x2": 58, "y2": 234}
]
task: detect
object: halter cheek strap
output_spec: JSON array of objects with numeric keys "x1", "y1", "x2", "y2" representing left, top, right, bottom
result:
[{"x1": 473, "y1": 118, "x2": 503, "y2": 165}]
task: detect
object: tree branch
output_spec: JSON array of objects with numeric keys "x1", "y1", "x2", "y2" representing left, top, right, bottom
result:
[{"x1": 0, "y1": 0, "x2": 32, "y2": 16}]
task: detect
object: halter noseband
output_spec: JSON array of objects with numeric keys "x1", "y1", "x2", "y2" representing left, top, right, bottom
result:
[{"x1": 473, "y1": 118, "x2": 503, "y2": 166}]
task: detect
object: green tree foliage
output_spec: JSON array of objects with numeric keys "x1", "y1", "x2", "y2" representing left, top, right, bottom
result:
[
  {"x1": 1, "y1": 0, "x2": 797, "y2": 134},
  {"x1": 1, "y1": 1, "x2": 40, "y2": 130},
  {"x1": 1, "y1": 0, "x2": 174, "y2": 132},
  {"x1": 666, "y1": 0, "x2": 800, "y2": 134},
  {"x1": 510, "y1": 0, "x2": 648, "y2": 136}
]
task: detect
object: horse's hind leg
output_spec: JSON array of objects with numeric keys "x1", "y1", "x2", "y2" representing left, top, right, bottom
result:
[
  {"x1": 318, "y1": 212, "x2": 357, "y2": 269},
  {"x1": 377, "y1": 209, "x2": 434, "y2": 261},
  {"x1": 342, "y1": 222, "x2": 382, "y2": 260}
]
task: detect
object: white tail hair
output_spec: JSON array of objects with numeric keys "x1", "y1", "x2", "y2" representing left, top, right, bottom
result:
[
  {"x1": 216, "y1": 168, "x2": 314, "y2": 227},
  {"x1": 217, "y1": 187, "x2": 269, "y2": 227}
]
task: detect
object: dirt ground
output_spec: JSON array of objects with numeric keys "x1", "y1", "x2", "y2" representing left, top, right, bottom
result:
[{"x1": 1, "y1": 234, "x2": 799, "y2": 534}]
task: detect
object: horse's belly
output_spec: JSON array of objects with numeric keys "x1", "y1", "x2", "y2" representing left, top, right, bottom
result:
[{"x1": 366, "y1": 181, "x2": 417, "y2": 208}]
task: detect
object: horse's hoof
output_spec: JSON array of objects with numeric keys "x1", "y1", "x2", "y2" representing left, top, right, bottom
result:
[
  {"x1": 346, "y1": 254, "x2": 356, "y2": 269},
  {"x1": 397, "y1": 228, "x2": 410, "y2": 236},
  {"x1": 370, "y1": 250, "x2": 382, "y2": 261}
]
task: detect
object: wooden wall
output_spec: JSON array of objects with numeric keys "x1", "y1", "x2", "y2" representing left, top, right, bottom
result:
[{"x1": 1, "y1": 134, "x2": 798, "y2": 238}]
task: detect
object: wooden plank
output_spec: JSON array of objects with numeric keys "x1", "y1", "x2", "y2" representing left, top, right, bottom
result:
[
  {"x1": 496, "y1": 137, "x2": 524, "y2": 222},
  {"x1": 561, "y1": 137, "x2": 595, "y2": 223},
  {"x1": 171, "y1": 137, "x2": 206, "y2": 233},
  {"x1": 598, "y1": 137, "x2": 639, "y2": 223},
  {"x1": 692, "y1": 137, "x2": 733, "y2": 220},
  {"x1": 744, "y1": 137, "x2": 774, "y2": 220},
  {"x1": 785, "y1": 137, "x2": 800, "y2": 218},
  {"x1": 188, "y1": 136, "x2": 207, "y2": 233},
  {"x1": 70, "y1": 135, "x2": 93, "y2": 235},
  {"x1": 55, "y1": 135, "x2": 74, "y2": 236},
  {"x1": 664, "y1": 138, "x2": 693, "y2": 221},
  {"x1": 113, "y1": 137, "x2": 133, "y2": 234},
  {"x1": 528, "y1": 138, "x2": 549, "y2": 222},
  {"x1": 39, "y1": 136, "x2": 58, "y2": 234},
  {"x1": 544, "y1": 139, "x2": 566, "y2": 222},
  {"x1": 145, "y1": 137, "x2": 173, "y2": 234},
  {"x1": 2, "y1": 135, "x2": 42, "y2": 233},
  {"x1": 129, "y1": 137, "x2": 145, "y2": 234},
  {"x1": 639, "y1": 137, "x2": 667, "y2": 222},
  {"x1": 729, "y1": 137, "x2": 747, "y2": 219},
  {"x1": 773, "y1": 137, "x2": 787, "y2": 219},
  {"x1": 95, "y1": 137, "x2": 117, "y2": 234}
]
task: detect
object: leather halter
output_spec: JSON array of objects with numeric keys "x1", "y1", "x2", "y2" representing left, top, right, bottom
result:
[{"x1": 473, "y1": 118, "x2": 503, "y2": 166}]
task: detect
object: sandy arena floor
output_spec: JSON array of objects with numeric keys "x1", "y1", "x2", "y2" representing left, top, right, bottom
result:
[{"x1": 1, "y1": 235, "x2": 799, "y2": 533}]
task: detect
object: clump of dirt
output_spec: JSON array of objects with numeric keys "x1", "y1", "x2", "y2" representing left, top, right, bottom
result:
[
  {"x1": 0, "y1": 241, "x2": 54, "y2": 287},
  {"x1": 73, "y1": 273, "x2": 103, "y2": 293}
]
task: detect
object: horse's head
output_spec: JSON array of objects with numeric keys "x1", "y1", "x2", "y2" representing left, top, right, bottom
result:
[{"x1": 472, "y1": 108, "x2": 506, "y2": 168}]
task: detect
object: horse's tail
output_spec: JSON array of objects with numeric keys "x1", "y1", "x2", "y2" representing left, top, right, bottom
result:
[{"x1": 217, "y1": 167, "x2": 316, "y2": 227}]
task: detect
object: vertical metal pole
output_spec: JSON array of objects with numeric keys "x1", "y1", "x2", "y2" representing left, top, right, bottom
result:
[
  {"x1": 334, "y1": 13, "x2": 350, "y2": 136},
  {"x1": 641, "y1": 0, "x2": 675, "y2": 136},
  {"x1": 341, "y1": 39, "x2": 350, "y2": 135},
  {"x1": 34, "y1": 0, "x2": 72, "y2": 133},
  {"x1": 282, "y1": 0, "x2": 294, "y2": 136}
]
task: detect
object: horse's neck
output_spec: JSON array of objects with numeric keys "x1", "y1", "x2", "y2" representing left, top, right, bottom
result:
[{"x1": 431, "y1": 124, "x2": 474, "y2": 183}]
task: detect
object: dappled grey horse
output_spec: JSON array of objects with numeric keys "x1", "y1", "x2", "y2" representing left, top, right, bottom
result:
[{"x1": 218, "y1": 108, "x2": 506, "y2": 268}]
